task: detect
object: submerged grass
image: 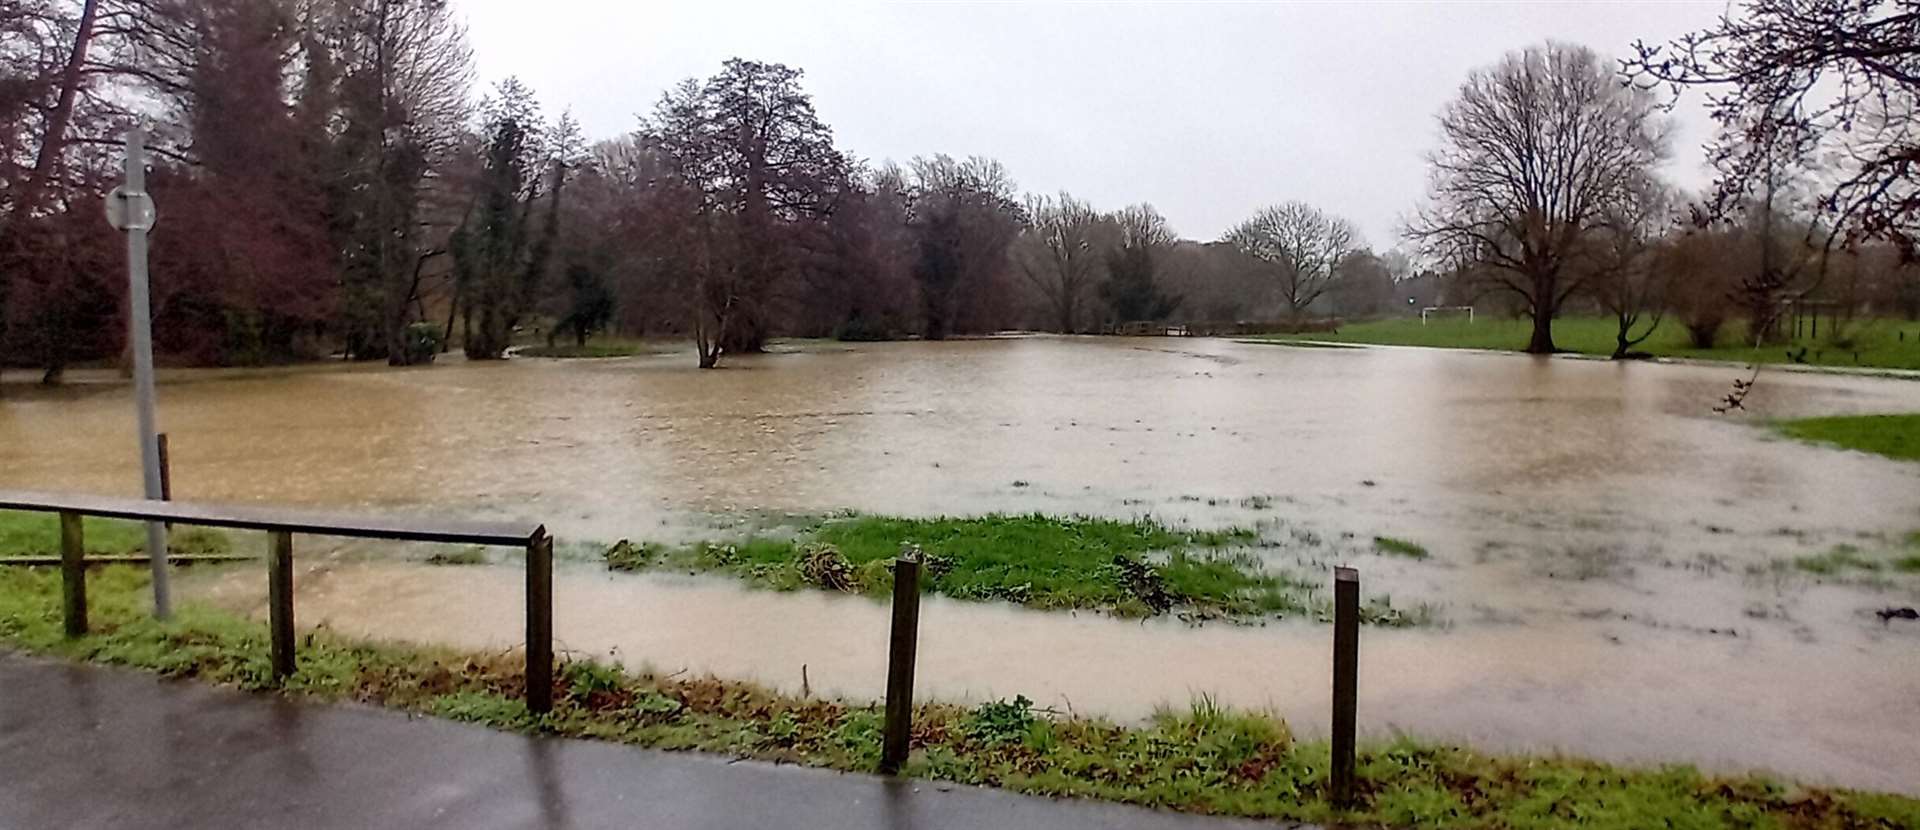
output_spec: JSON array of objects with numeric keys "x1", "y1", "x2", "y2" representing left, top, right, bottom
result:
[
  {"x1": 0, "y1": 509, "x2": 231, "y2": 558},
  {"x1": 1371, "y1": 536, "x2": 1430, "y2": 559},
  {"x1": 1792, "y1": 545, "x2": 1884, "y2": 576},
  {"x1": 424, "y1": 548, "x2": 488, "y2": 566},
  {"x1": 1775, "y1": 413, "x2": 1920, "y2": 462},
  {"x1": 1752, "y1": 533, "x2": 1920, "y2": 580},
  {"x1": 1254, "y1": 315, "x2": 1920, "y2": 371},
  {"x1": 600, "y1": 514, "x2": 1417, "y2": 624},
  {"x1": 1, "y1": 567, "x2": 1914, "y2": 830}
]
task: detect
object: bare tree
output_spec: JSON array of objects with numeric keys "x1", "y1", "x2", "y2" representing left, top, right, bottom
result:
[
  {"x1": 903, "y1": 154, "x2": 1023, "y2": 340},
  {"x1": 1221, "y1": 201, "x2": 1359, "y2": 318},
  {"x1": 1329, "y1": 249, "x2": 1394, "y2": 318},
  {"x1": 1408, "y1": 42, "x2": 1670, "y2": 353},
  {"x1": 1732, "y1": 161, "x2": 1835, "y2": 343},
  {"x1": 0, "y1": 0, "x2": 99, "y2": 234},
  {"x1": 1626, "y1": 0, "x2": 1920, "y2": 256},
  {"x1": 1099, "y1": 203, "x2": 1181, "y2": 324},
  {"x1": 1015, "y1": 191, "x2": 1107, "y2": 333},
  {"x1": 312, "y1": 0, "x2": 474, "y2": 363},
  {"x1": 1586, "y1": 184, "x2": 1678, "y2": 359},
  {"x1": 1663, "y1": 226, "x2": 1743, "y2": 348},
  {"x1": 1, "y1": 0, "x2": 86, "y2": 383},
  {"x1": 641, "y1": 59, "x2": 847, "y2": 360}
]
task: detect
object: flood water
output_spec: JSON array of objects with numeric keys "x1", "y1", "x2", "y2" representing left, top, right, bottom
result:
[{"x1": 5, "y1": 337, "x2": 1919, "y2": 793}]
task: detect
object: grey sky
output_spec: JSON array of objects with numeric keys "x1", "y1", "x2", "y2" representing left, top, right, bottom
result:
[{"x1": 455, "y1": 1, "x2": 1729, "y2": 249}]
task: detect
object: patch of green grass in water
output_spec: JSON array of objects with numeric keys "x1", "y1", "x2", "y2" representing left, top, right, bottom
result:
[
  {"x1": 0, "y1": 509, "x2": 231, "y2": 558},
  {"x1": 1793, "y1": 545, "x2": 1883, "y2": 575},
  {"x1": 613, "y1": 514, "x2": 1366, "y2": 622},
  {"x1": 2, "y1": 567, "x2": 1913, "y2": 830},
  {"x1": 1371, "y1": 536, "x2": 1429, "y2": 559},
  {"x1": 1253, "y1": 315, "x2": 1920, "y2": 371},
  {"x1": 1761, "y1": 535, "x2": 1920, "y2": 577},
  {"x1": 1775, "y1": 414, "x2": 1920, "y2": 462},
  {"x1": 1157, "y1": 550, "x2": 1314, "y2": 617}
]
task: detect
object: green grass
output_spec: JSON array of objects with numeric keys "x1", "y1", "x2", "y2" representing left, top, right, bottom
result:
[
  {"x1": 1371, "y1": 536, "x2": 1430, "y2": 559},
  {"x1": 0, "y1": 509, "x2": 231, "y2": 558},
  {"x1": 1791, "y1": 545, "x2": 1883, "y2": 575},
  {"x1": 517, "y1": 338, "x2": 672, "y2": 359},
  {"x1": 1, "y1": 567, "x2": 1913, "y2": 830},
  {"x1": 601, "y1": 514, "x2": 1368, "y2": 622},
  {"x1": 1255, "y1": 315, "x2": 1920, "y2": 371},
  {"x1": 1754, "y1": 533, "x2": 1920, "y2": 578},
  {"x1": 1776, "y1": 414, "x2": 1920, "y2": 462}
]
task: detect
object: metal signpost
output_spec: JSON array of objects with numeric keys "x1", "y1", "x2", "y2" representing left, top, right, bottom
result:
[{"x1": 106, "y1": 129, "x2": 171, "y2": 618}]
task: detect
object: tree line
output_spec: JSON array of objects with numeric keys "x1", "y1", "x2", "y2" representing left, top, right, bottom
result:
[
  {"x1": 0, "y1": 0, "x2": 1397, "y2": 376},
  {"x1": 2, "y1": 0, "x2": 1915, "y2": 378},
  {"x1": 1412, "y1": 0, "x2": 1920, "y2": 357}
]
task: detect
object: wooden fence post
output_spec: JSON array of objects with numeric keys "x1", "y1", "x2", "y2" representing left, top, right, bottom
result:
[
  {"x1": 526, "y1": 528, "x2": 553, "y2": 716},
  {"x1": 157, "y1": 433, "x2": 172, "y2": 501},
  {"x1": 59, "y1": 512, "x2": 86, "y2": 637},
  {"x1": 157, "y1": 433, "x2": 172, "y2": 530},
  {"x1": 268, "y1": 531, "x2": 295, "y2": 681},
  {"x1": 1331, "y1": 566, "x2": 1360, "y2": 807},
  {"x1": 880, "y1": 554, "x2": 923, "y2": 775}
]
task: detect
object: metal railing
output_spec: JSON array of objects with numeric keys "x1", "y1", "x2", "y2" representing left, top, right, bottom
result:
[{"x1": 0, "y1": 490, "x2": 555, "y2": 713}]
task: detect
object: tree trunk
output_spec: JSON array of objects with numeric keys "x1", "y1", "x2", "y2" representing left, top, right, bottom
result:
[
  {"x1": 384, "y1": 312, "x2": 409, "y2": 366},
  {"x1": 6, "y1": 0, "x2": 100, "y2": 230},
  {"x1": 0, "y1": 0, "x2": 100, "y2": 390},
  {"x1": 1524, "y1": 269, "x2": 1558, "y2": 354},
  {"x1": 1526, "y1": 306, "x2": 1557, "y2": 354},
  {"x1": 441, "y1": 288, "x2": 458, "y2": 353}
]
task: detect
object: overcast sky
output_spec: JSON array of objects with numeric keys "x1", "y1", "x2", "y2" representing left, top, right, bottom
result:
[{"x1": 453, "y1": 1, "x2": 1730, "y2": 249}]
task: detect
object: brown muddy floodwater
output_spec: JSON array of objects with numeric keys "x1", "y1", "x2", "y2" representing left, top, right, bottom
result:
[{"x1": 4, "y1": 337, "x2": 1920, "y2": 793}]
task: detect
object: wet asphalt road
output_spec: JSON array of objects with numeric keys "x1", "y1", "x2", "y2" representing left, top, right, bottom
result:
[{"x1": 0, "y1": 652, "x2": 1303, "y2": 829}]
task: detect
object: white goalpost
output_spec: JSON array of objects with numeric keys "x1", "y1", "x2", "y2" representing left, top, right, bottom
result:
[{"x1": 1420, "y1": 306, "x2": 1474, "y2": 325}]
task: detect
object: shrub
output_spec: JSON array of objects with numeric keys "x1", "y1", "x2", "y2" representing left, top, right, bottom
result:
[
  {"x1": 963, "y1": 695, "x2": 1036, "y2": 746},
  {"x1": 398, "y1": 322, "x2": 443, "y2": 365},
  {"x1": 832, "y1": 316, "x2": 899, "y2": 342}
]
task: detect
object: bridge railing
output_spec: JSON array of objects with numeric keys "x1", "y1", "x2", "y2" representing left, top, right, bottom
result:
[{"x1": 0, "y1": 490, "x2": 555, "y2": 713}]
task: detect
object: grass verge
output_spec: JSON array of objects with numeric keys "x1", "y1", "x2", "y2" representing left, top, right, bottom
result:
[
  {"x1": 0, "y1": 567, "x2": 1913, "y2": 829},
  {"x1": 1775, "y1": 414, "x2": 1920, "y2": 462},
  {"x1": 1254, "y1": 315, "x2": 1920, "y2": 371},
  {"x1": 0, "y1": 509, "x2": 231, "y2": 558},
  {"x1": 603, "y1": 514, "x2": 1424, "y2": 625}
]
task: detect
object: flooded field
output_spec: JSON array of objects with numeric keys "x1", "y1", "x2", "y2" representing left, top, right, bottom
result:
[{"x1": 5, "y1": 337, "x2": 1919, "y2": 792}]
